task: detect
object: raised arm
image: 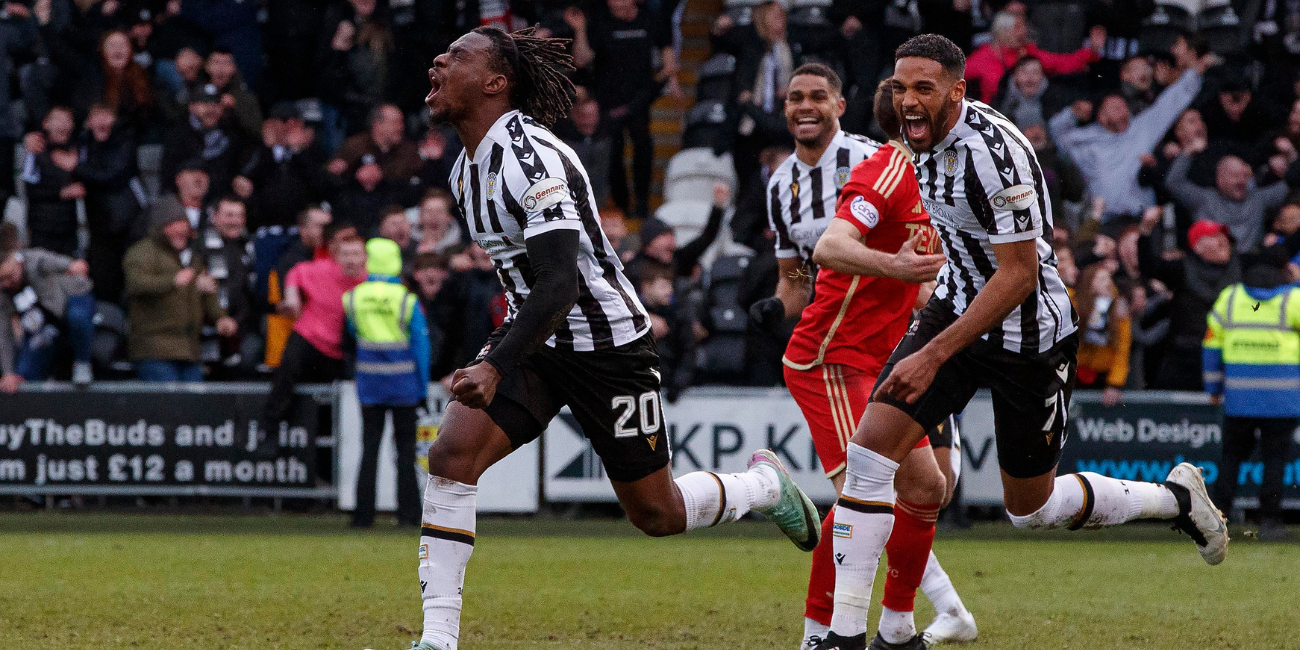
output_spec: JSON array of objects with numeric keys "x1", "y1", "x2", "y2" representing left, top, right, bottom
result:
[
  {"x1": 1164, "y1": 153, "x2": 1216, "y2": 210},
  {"x1": 1130, "y1": 67, "x2": 1204, "y2": 152}
]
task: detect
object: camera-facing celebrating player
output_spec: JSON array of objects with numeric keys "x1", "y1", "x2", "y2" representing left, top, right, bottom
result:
[{"x1": 891, "y1": 34, "x2": 967, "y2": 153}]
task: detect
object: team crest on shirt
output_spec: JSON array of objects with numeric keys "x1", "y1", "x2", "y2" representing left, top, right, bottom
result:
[
  {"x1": 836, "y1": 165, "x2": 850, "y2": 189},
  {"x1": 486, "y1": 172, "x2": 498, "y2": 199},
  {"x1": 943, "y1": 149, "x2": 958, "y2": 176}
]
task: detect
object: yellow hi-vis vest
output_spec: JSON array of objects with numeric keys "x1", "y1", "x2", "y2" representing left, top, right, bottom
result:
[{"x1": 1203, "y1": 283, "x2": 1300, "y2": 417}]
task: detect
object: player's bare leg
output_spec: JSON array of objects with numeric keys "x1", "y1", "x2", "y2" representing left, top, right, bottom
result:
[{"x1": 416, "y1": 402, "x2": 516, "y2": 650}]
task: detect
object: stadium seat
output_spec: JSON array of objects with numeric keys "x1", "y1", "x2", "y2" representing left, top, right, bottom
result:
[
  {"x1": 705, "y1": 254, "x2": 751, "y2": 321},
  {"x1": 1199, "y1": 5, "x2": 1245, "y2": 54},
  {"x1": 1157, "y1": 0, "x2": 1203, "y2": 14},
  {"x1": 656, "y1": 199, "x2": 715, "y2": 234},
  {"x1": 137, "y1": 144, "x2": 164, "y2": 201},
  {"x1": 663, "y1": 148, "x2": 736, "y2": 205},
  {"x1": 92, "y1": 301, "x2": 131, "y2": 377},
  {"x1": 1027, "y1": 2, "x2": 1089, "y2": 54},
  {"x1": 696, "y1": 53, "x2": 737, "y2": 103},
  {"x1": 709, "y1": 306, "x2": 749, "y2": 333},
  {"x1": 698, "y1": 332, "x2": 748, "y2": 378},
  {"x1": 708, "y1": 253, "x2": 751, "y2": 285},
  {"x1": 708, "y1": 280, "x2": 742, "y2": 311},
  {"x1": 682, "y1": 100, "x2": 734, "y2": 153},
  {"x1": 1140, "y1": 4, "x2": 1195, "y2": 54},
  {"x1": 787, "y1": 5, "x2": 836, "y2": 62}
]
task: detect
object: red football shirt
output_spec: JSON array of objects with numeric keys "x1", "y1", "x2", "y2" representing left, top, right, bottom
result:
[{"x1": 783, "y1": 141, "x2": 941, "y2": 376}]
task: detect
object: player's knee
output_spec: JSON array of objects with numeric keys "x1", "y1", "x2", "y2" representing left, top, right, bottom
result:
[
  {"x1": 426, "y1": 436, "x2": 479, "y2": 483},
  {"x1": 1006, "y1": 492, "x2": 1059, "y2": 529},
  {"x1": 627, "y1": 504, "x2": 686, "y2": 538},
  {"x1": 896, "y1": 464, "x2": 946, "y2": 505}
]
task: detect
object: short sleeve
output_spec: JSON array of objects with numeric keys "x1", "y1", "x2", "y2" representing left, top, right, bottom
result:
[
  {"x1": 515, "y1": 175, "x2": 581, "y2": 238},
  {"x1": 834, "y1": 177, "x2": 885, "y2": 239},
  {"x1": 498, "y1": 133, "x2": 583, "y2": 240},
  {"x1": 766, "y1": 176, "x2": 797, "y2": 258},
  {"x1": 285, "y1": 262, "x2": 306, "y2": 289},
  {"x1": 964, "y1": 134, "x2": 1044, "y2": 245}
]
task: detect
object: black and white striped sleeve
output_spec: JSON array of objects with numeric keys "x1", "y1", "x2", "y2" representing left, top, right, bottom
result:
[
  {"x1": 962, "y1": 121, "x2": 1046, "y2": 245},
  {"x1": 500, "y1": 126, "x2": 582, "y2": 239},
  {"x1": 766, "y1": 171, "x2": 797, "y2": 259}
]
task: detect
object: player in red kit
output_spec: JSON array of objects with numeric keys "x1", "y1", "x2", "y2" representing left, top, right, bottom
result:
[{"x1": 751, "y1": 67, "x2": 976, "y2": 649}]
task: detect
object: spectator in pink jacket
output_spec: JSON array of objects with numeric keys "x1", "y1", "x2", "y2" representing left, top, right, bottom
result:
[{"x1": 965, "y1": 11, "x2": 1105, "y2": 104}]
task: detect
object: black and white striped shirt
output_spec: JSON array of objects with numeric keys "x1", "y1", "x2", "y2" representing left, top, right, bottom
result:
[
  {"x1": 913, "y1": 100, "x2": 1077, "y2": 354},
  {"x1": 449, "y1": 110, "x2": 650, "y2": 351},
  {"x1": 766, "y1": 131, "x2": 882, "y2": 267}
]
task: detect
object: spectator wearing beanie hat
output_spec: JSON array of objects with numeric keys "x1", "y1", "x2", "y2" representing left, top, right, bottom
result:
[{"x1": 123, "y1": 199, "x2": 237, "y2": 382}]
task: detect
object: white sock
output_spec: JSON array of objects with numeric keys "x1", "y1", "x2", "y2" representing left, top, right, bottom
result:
[
  {"x1": 829, "y1": 444, "x2": 898, "y2": 638},
  {"x1": 418, "y1": 476, "x2": 478, "y2": 650},
  {"x1": 1007, "y1": 473, "x2": 1181, "y2": 530},
  {"x1": 802, "y1": 617, "x2": 830, "y2": 649},
  {"x1": 674, "y1": 465, "x2": 780, "y2": 530},
  {"x1": 879, "y1": 607, "x2": 916, "y2": 644},
  {"x1": 920, "y1": 551, "x2": 967, "y2": 616}
]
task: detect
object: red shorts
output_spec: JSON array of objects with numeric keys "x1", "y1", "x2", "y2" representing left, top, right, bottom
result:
[{"x1": 784, "y1": 363, "x2": 928, "y2": 478}]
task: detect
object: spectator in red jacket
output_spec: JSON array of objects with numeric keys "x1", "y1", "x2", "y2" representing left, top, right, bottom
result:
[{"x1": 965, "y1": 11, "x2": 1106, "y2": 104}]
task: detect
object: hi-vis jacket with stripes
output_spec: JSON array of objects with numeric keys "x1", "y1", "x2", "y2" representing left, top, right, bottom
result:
[
  {"x1": 1203, "y1": 282, "x2": 1300, "y2": 417},
  {"x1": 344, "y1": 238, "x2": 432, "y2": 407}
]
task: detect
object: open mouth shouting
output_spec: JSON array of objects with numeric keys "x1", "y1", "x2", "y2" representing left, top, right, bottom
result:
[
  {"x1": 426, "y1": 71, "x2": 443, "y2": 107},
  {"x1": 903, "y1": 111, "x2": 931, "y2": 147}
]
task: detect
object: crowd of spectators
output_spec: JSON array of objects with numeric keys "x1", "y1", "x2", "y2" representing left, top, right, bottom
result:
[
  {"x1": 0, "y1": 0, "x2": 692, "y2": 390},
  {"x1": 5, "y1": 0, "x2": 1300, "y2": 402}
]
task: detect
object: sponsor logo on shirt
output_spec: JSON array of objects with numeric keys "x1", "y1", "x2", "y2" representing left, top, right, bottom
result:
[
  {"x1": 850, "y1": 195, "x2": 879, "y2": 229},
  {"x1": 833, "y1": 522, "x2": 853, "y2": 538},
  {"x1": 990, "y1": 184, "x2": 1037, "y2": 211},
  {"x1": 523, "y1": 177, "x2": 568, "y2": 213}
]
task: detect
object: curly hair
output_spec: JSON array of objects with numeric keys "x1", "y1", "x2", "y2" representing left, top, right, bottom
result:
[
  {"x1": 473, "y1": 26, "x2": 576, "y2": 126},
  {"x1": 895, "y1": 34, "x2": 967, "y2": 79}
]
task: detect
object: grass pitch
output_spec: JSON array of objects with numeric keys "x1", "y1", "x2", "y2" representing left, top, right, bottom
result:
[{"x1": 0, "y1": 513, "x2": 1295, "y2": 650}]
